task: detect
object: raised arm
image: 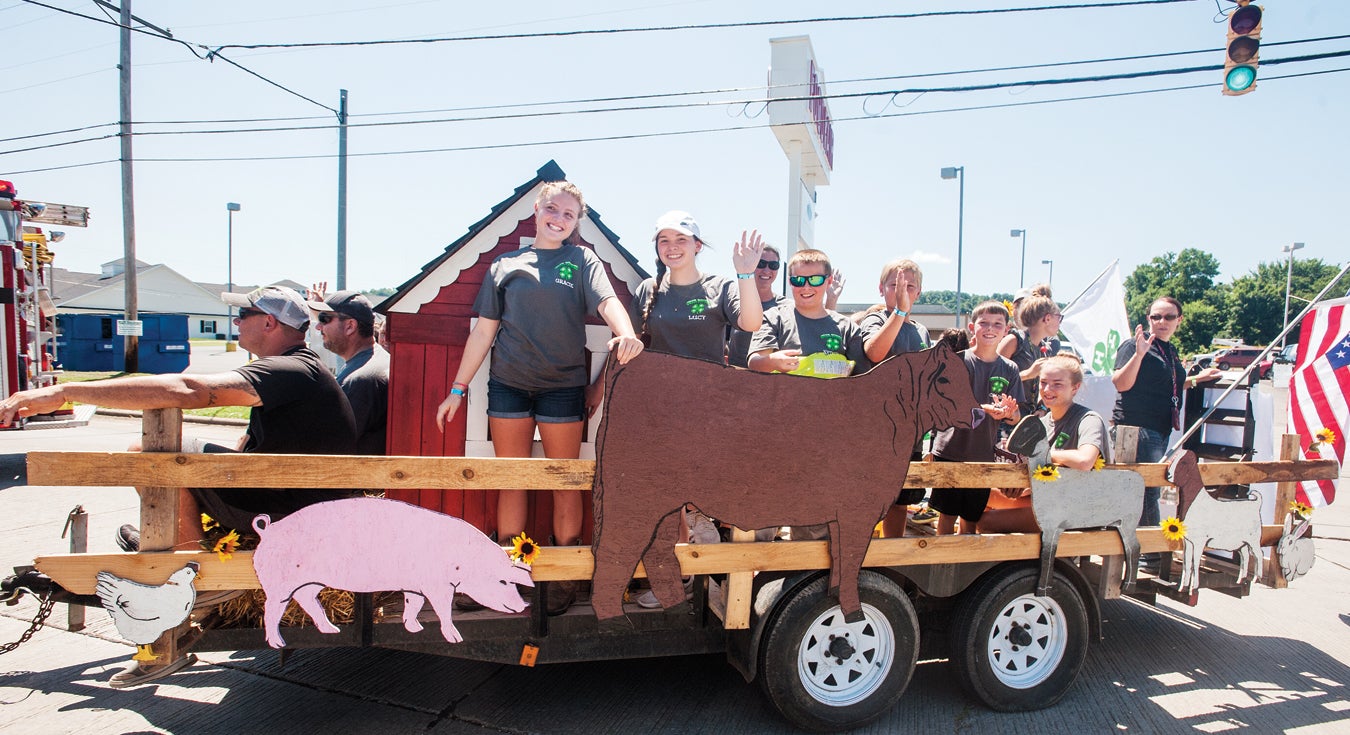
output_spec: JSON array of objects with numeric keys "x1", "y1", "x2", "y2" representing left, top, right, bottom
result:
[
  {"x1": 730, "y1": 230, "x2": 766, "y2": 331},
  {"x1": 1111, "y1": 325, "x2": 1153, "y2": 392}
]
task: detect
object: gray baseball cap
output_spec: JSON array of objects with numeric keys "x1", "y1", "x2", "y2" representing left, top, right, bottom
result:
[{"x1": 222, "y1": 286, "x2": 311, "y2": 331}]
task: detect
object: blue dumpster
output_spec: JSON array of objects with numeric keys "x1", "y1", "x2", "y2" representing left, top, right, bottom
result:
[{"x1": 56, "y1": 313, "x2": 190, "y2": 373}]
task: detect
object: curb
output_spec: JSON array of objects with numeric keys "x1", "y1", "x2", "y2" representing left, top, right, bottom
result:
[{"x1": 95, "y1": 408, "x2": 250, "y2": 427}]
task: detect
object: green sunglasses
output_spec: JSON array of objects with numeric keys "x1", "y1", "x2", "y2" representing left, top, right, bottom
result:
[{"x1": 788, "y1": 274, "x2": 828, "y2": 288}]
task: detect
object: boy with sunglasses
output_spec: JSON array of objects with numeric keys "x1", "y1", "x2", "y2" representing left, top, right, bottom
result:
[{"x1": 747, "y1": 248, "x2": 868, "y2": 376}]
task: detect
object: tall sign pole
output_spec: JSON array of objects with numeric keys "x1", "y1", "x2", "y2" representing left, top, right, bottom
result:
[
  {"x1": 336, "y1": 89, "x2": 349, "y2": 290},
  {"x1": 767, "y1": 36, "x2": 834, "y2": 265},
  {"x1": 118, "y1": 0, "x2": 139, "y2": 372}
]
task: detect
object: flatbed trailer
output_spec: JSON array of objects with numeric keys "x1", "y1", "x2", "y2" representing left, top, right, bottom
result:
[{"x1": 20, "y1": 410, "x2": 1338, "y2": 731}]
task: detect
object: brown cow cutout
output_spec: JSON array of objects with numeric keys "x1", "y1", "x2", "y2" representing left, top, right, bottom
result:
[{"x1": 590, "y1": 345, "x2": 983, "y2": 622}]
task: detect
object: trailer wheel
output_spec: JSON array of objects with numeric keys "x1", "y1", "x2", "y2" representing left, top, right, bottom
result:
[
  {"x1": 950, "y1": 565, "x2": 1089, "y2": 711},
  {"x1": 759, "y1": 572, "x2": 918, "y2": 732}
]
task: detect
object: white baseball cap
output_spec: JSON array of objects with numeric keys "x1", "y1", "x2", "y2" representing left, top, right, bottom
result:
[{"x1": 652, "y1": 210, "x2": 701, "y2": 242}]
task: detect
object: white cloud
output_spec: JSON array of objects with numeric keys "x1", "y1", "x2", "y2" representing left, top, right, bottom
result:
[{"x1": 909, "y1": 250, "x2": 951, "y2": 265}]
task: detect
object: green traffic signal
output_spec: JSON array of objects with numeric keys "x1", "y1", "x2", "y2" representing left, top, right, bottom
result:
[{"x1": 1222, "y1": 3, "x2": 1262, "y2": 97}]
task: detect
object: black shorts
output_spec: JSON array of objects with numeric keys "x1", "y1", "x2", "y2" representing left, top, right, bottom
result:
[
  {"x1": 927, "y1": 456, "x2": 988, "y2": 522},
  {"x1": 894, "y1": 449, "x2": 926, "y2": 506}
]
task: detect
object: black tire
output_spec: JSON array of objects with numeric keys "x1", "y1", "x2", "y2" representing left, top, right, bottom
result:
[
  {"x1": 1218, "y1": 361, "x2": 1232, "y2": 371},
  {"x1": 949, "y1": 564, "x2": 1090, "y2": 712},
  {"x1": 759, "y1": 572, "x2": 919, "y2": 732}
]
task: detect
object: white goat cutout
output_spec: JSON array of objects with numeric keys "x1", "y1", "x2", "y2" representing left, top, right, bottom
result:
[
  {"x1": 1007, "y1": 416, "x2": 1143, "y2": 598},
  {"x1": 1168, "y1": 451, "x2": 1263, "y2": 595}
]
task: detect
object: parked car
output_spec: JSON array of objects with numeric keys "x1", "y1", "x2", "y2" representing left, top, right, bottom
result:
[
  {"x1": 1258, "y1": 344, "x2": 1300, "y2": 379},
  {"x1": 1212, "y1": 346, "x2": 1266, "y2": 371},
  {"x1": 1188, "y1": 351, "x2": 1217, "y2": 375}
]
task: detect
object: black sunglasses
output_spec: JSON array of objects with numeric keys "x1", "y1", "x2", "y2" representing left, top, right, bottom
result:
[
  {"x1": 1148, "y1": 313, "x2": 1179, "y2": 322},
  {"x1": 236, "y1": 307, "x2": 265, "y2": 320},
  {"x1": 317, "y1": 312, "x2": 348, "y2": 324},
  {"x1": 757, "y1": 259, "x2": 780, "y2": 271},
  {"x1": 788, "y1": 274, "x2": 828, "y2": 288}
]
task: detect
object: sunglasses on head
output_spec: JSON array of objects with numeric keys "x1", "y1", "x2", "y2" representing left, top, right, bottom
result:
[
  {"x1": 757, "y1": 259, "x2": 780, "y2": 271},
  {"x1": 1148, "y1": 313, "x2": 1179, "y2": 322},
  {"x1": 317, "y1": 312, "x2": 348, "y2": 324},
  {"x1": 788, "y1": 274, "x2": 828, "y2": 288}
]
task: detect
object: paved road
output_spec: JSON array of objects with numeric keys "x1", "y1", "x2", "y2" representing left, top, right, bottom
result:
[{"x1": 0, "y1": 416, "x2": 1347, "y2": 733}]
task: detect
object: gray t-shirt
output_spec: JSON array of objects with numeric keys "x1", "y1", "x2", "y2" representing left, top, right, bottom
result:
[
  {"x1": 631, "y1": 274, "x2": 742, "y2": 363},
  {"x1": 749, "y1": 304, "x2": 869, "y2": 372},
  {"x1": 728, "y1": 295, "x2": 783, "y2": 368},
  {"x1": 337, "y1": 344, "x2": 389, "y2": 456},
  {"x1": 858, "y1": 309, "x2": 930, "y2": 357},
  {"x1": 932, "y1": 349, "x2": 1026, "y2": 462},
  {"x1": 474, "y1": 243, "x2": 615, "y2": 390},
  {"x1": 1042, "y1": 401, "x2": 1112, "y2": 463}
]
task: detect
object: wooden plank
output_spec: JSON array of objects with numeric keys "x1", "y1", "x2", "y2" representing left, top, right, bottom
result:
[
  {"x1": 36, "y1": 524, "x2": 1290, "y2": 595},
  {"x1": 139, "y1": 408, "x2": 183, "y2": 551},
  {"x1": 722, "y1": 527, "x2": 754, "y2": 630},
  {"x1": 27, "y1": 452, "x2": 1339, "y2": 491},
  {"x1": 1263, "y1": 433, "x2": 1301, "y2": 588}
]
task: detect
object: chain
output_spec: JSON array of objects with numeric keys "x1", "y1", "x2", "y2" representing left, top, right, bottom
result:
[{"x1": 0, "y1": 593, "x2": 56, "y2": 655}]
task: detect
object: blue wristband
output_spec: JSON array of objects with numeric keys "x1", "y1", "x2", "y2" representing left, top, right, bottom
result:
[
  {"x1": 893, "y1": 308, "x2": 908, "y2": 317},
  {"x1": 450, "y1": 387, "x2": 465, "y2": 397},
  {"x1": 736, "y1": 273, "x2": 754, "y2": 280}
]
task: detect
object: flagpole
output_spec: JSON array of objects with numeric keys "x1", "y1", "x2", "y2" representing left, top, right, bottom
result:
[
  {"x1": 1166, "y1": 260, "x2": 1350, "y2": 458},
  {"x1": 1060, "y1": 259, "x2": 1118, "y2": 314}
]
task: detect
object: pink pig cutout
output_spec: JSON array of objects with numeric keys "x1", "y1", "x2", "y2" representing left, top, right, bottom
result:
[{"x1": 250, "y1": 497, "x2": 534, "y2": 648}]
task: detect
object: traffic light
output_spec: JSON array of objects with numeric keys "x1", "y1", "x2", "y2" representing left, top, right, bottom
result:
[{"x1": 1223, "y1": 1, "x2": 1262, "y2": 96}]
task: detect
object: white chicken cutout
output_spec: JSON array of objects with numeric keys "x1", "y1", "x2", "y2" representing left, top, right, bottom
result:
[{"x1": 96, "y1": 562, "x2": 199, "y2": 661}]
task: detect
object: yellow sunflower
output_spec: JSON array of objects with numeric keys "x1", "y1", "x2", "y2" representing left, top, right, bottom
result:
[
  {"x1": 1160, "y1": 517, "x2": 1186, "y2": 542},
  {"x1": 1003, "y1": 299, "x2": 1015, "y2": 316},
  {"x1": 509, "y1": 533, "x2": 540, "y2": 566},
  {"x1": 1314, "y1": 427, "x2": 1336, "y2": 445},
  {"x1": 1093, "y1": 456, "x2": 1106, "y2": 471},
  {"x1": 201, "y1": 513, "x2": 219, "y2": 532},
  {"x1": 1289, "y1": 501, "x2": 1313, "y2": 520},
  {"x1": 212, "y1": 529, "x2": 240, "y2": 562},
  {"x1": 1033, "y1": 464, "x2": 1060, "y2": 481}
]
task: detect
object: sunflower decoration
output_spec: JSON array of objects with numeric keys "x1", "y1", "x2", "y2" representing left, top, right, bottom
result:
[
  {"x1": 201, "y1": 513, "x2": 219, "y2": 532},
  {"x1": 1093, "y1": 456, "x2": 1106, "y2": 471},
  {"x1": 1307, "y1": 427, "x2": 1337, "y2": 455},
  {"x1": 1289, "y1": 501, "x2": 1313, "y2": 520},
  {"x1": 1160, "y1": 516, "x2": 1187, "y2": 542},
  {"x1": 1003, "y1": 299, "x2": 1015, "y2": 316},
  {"x1": 1033, "y1": 464, "x2": 1061, "y2": 481},
  {"x1": 509, "y1": 533, "x2": 540, "y2": 566},
  {"x1": 212, "y1": 529, "x2": 241, "y2": 562}
]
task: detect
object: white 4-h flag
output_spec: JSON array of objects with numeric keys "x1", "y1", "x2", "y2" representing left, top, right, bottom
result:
[{"x1": 1060, "y1": 260, "x2": 1130, "y2": 376}]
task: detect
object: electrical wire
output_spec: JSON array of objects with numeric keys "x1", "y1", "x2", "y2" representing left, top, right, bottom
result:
[
  {"x1": 6, "y1": 64, "x2": 1343, "y2": 176},
  {"x1": 4, "y1": 47, "x2": 1345, "y2": 156},
  {"x1": 207, "y1": 0, "x2": 1197, "y2": 51}
]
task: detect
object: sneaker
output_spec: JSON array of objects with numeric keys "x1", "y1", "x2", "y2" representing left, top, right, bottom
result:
[
  {"x1": 635, "y1": 577, "x2": 694, "y2": 609},
  {"x1": 116, "y1": 524, "x2": 140, "y2": 552},
  {"x1": 687, "y1": 512, "x2": 721, "y2": 545},
  {"x1": 910, "y1": 506, "x2": 938, "y2": 525},
  {"x1": 108, "y1": 653, "x2": 197, "y2": 689}
]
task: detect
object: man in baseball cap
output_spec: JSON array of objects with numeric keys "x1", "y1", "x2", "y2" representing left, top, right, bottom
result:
[
  {"x1": 222, "y1": 285, "x2": 312, "y2": 332},
  {"x1": 308, "y1": 290, "x2": 388, "y2": 455}
]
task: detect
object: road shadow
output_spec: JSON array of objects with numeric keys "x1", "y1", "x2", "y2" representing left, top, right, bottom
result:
[{"x1": 0, "y1": 454, "x2": 25, "y2": 491}]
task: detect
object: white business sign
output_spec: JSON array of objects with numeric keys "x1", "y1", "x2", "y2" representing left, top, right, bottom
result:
[{"x1": 115, "y1": 320, "x2": 143, "y2": 336}]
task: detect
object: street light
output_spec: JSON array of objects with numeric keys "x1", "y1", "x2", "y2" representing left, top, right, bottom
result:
[
  {"x1": 1281, "y1": 241, "x2": 1306, "y2": 348},
  {"x1": 1010, "y1": 229, "x2": 1027, "y2": 287},
  {"x1": 940, "y1": 166, "x2": 964, "y2": 327},
  {"x1": 227, "y1": 202, "x2": 241, "y2": 345},
  {"x1": 1042, "y1": 259, "x2": 1054, "y2": 288}
]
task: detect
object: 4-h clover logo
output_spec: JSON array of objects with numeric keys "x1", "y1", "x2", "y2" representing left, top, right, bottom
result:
[
  {"x1": 1054, "y1": 432, "x2": 1070, "y2": 448},
  {"x1": 820, "y1": 333, "x2": 844, "y2": 352},
  {"x1": 1092, "y1": 329, "x2": 1122, "y2": 375},
  {"x1": 554, "y1": 262, "x2": 578, "y2": 281},
  {"x1": 989, "y1": 375, "x2": 1010, "y2": 394},
  {"x1": 686, "y1": 298, "x2": 709, "y2": 315}
]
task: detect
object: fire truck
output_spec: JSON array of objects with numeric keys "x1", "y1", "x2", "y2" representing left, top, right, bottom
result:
[{"x1": 0, "y1": 180, "x2": 89, "y2": 427}]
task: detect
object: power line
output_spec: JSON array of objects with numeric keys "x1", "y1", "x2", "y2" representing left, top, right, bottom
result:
[
  {"x1": 4, "y1": 47, "x2": 1345, "y2": 156},
  {"x1": 208, "y1": 0, "x2": 1196, "y2": 51},
  {"x1": 7, "y1": 64, "x2": 1343, "y2": 175}
]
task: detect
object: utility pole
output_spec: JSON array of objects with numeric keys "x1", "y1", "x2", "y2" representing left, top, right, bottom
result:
[
  {"x1": 118, "y1": 0, "x2": 138, "y2": 373},
  {"x1": 336, "y1": 89, "x2": 348, "y2": 290}
]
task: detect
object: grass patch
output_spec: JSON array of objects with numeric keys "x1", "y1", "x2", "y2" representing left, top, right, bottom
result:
[{"x1": 56, "y1": 371, "x2": 251, "y2": 420}]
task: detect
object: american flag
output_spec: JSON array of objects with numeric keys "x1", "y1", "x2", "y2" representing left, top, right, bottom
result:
[{"x1": 1288, "y1": 296, "x2": 1350, "y2": 506}]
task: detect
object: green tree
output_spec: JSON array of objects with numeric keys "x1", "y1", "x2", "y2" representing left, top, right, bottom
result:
[
  {"x1": 1226, "y1": 258, "x2": 1341, "y2": 346},
  {"x1": 1122, "y1": 249, "x2": 1223, "y2": 352}
]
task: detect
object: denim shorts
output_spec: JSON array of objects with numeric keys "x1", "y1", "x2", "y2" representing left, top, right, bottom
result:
[{"x1": 486, "y1": 378, "x2": 585, "y2": 424}]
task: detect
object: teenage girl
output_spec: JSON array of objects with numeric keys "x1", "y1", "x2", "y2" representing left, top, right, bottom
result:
[{"x1": 435, "y1": 180, "x2": 644, "y2": 615}]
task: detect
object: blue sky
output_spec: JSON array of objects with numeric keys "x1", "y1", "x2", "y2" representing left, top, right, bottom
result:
[{"x1": 3, "y1": 1, "x2": 1347, "y2": 306}]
